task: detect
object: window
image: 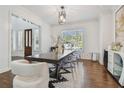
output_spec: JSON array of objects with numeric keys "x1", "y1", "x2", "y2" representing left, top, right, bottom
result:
[
  {"x1": 12, "y1": 30, "x2": 16, "y2": 51},
  {"x1": 12, "y1": 30, "x2": 24, "y2": 51},
  {"x1": 17, "y1": 31, "x2": 24, "y2": 50},
  {"x1": 61, "y1": 29, "x2": 83, "y2": 50},
  {"x1": 32, "y1": 28, "x2": 40, "y2": 51}
]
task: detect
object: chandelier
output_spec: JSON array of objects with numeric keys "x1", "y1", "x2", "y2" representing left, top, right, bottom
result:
[{"x1": 58, "y1": 6, "x2": 66, "y2": 25}]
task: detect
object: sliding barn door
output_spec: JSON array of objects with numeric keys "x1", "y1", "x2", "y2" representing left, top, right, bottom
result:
[{"x1": 24, "y1": 29, "x2": 32, "y2": 57}]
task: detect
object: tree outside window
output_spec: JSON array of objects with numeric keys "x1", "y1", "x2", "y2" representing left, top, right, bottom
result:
[{"x1": 61, "y1": 29, "x2": 83, "y2": 50}]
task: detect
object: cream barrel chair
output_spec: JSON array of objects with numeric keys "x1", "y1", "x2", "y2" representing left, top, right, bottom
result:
[{"x1": 11, "y1": 59, "x2": 49, "y2": 88}]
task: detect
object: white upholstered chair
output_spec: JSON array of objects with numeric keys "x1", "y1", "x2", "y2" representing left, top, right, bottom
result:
[{"x1": 11, "y1": 59, "x2": 49, "y2": 88}]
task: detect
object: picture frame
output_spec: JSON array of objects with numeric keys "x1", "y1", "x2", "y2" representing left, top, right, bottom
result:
[{"x1": 115, "y1": 5, "x2": 124, "y2": 43}]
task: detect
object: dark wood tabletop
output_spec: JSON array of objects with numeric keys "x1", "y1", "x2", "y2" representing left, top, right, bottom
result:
[
  {"x1": 25, "y1": 50, "x2": 77, "y2": 82},
  {"x1": 25, "y1": 50, "x2": 75, "y2": 64}
]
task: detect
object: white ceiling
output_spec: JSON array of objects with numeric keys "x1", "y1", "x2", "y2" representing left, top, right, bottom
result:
[
  {"x1": 12, "y1": 15, "x2": 39, "y2": 31},
  {"x1": 23, "y1": 5, "x2": 118, "y2": 25}
]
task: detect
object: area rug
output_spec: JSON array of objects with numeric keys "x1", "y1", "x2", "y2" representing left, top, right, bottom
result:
[{"x1": 49, "y1": 62, "x2": 83, "y2": 88}]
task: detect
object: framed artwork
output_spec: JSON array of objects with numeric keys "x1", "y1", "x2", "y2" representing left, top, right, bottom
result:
[{"x1": 115, "y1": 5, "x2": 124, "y2": 43}]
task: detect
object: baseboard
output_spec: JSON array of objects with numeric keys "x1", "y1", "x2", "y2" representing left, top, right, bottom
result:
[
  {"x1": 82, "y1": 58, "x2": 98, "y2": 62},
  {"x1": 0, "y1": 67, "x2": 11, "y2": 73},
  {"x1": 82, "y1": 59, "x2": 92, "y2": 61},
  {"x1": 82, "y1": 59, "x2": 100, "y2": 63}
]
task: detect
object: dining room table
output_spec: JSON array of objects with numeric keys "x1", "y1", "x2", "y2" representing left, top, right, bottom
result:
[{"x1": 25, "y1": 50, "x2": 76, "y2": 82}]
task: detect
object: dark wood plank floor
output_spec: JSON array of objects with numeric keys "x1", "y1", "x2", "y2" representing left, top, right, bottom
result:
[
  {"x1": 81, "y1": 60, "x2": 119, "y2": 88},
  {"x1": 0, "y1": 60, "x2": 119, "y2": 88},
  {"x1": 0, "y1": 71, "x2": 13, "y2": 88}
]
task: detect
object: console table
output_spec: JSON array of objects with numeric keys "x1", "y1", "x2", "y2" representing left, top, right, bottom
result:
[{"x1": 107, "y1": 50, "x2": 124, "y2": 86}]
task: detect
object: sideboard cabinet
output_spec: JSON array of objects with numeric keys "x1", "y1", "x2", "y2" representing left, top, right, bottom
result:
[{"x1": 107, "y1": 50, "x2": 124, "y2": 86}]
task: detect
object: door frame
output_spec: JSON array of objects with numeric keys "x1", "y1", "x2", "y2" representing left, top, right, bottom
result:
[{"x1": 9, "y1": 13, "x2": 42, "y2": 68}]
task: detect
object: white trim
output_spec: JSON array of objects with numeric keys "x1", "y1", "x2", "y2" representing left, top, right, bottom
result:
[
  {"x1": 114, "y1": 5, "x2": 123, "y2": 13},
  {"x1": 0, "y1": 67, "x2": 11, "y2": 74},
  {"x1": 8, "y1": 8, "x2": 12, "y2": 69}
]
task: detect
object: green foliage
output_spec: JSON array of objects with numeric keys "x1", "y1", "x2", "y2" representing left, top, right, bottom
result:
[{"x1": 62, "y1": 31, "x2": 83, "y2": 48}]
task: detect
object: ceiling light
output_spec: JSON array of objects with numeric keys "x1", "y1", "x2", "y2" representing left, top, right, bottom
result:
[{"x1": 58, "y1": 6, "x2": 66, "y2": 25}]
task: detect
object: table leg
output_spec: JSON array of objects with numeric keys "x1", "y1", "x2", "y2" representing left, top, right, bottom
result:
[{"x1": 50, "y1": 64, "x2": 68, "y2": 82}]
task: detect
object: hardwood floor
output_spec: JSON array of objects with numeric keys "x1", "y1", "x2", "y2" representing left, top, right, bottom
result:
[
  {"x1": 0, "y1": 71, "x2": 13, "y2": 88},
  {"x1": 81, "y1": 60, "x2": 119, "y2": 88},
  {"x1": 0, "y1": 60, "x2": 120, "y2": 88}
]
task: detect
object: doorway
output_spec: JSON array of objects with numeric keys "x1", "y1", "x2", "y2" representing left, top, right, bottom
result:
[
  {"x1": 11, "y1": 14, "x2": 41, "y2": 60},
  {"x1": 24, "y1": 29, "x2": 32, "y2": 57}
]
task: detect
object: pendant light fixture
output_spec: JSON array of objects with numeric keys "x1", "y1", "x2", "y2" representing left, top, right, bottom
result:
[{"x1": 58, "y1": 6, "x2": 66, "y2": 25}]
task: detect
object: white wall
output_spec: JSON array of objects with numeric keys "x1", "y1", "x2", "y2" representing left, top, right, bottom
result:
[
  {"x1": 51, "y1": 19, "x2": 99, "y2": 59},
  {"x1": 41, "y1": 22, "x2": 51, "y2": 53},
  {"x1": 0, "y1": 6, "x2": 51, "y2": 73},
  {"x1": 98, "y1": 6, "x2": 121, "y2": 65},
  {"x1": 99, "y1": 12, "x2": 115, "y2": 64},
  {"x1": 0, "y1": 6, "x2": 10, "y2": 72},
  {"x1": 51, "y1": 12, "x2": 115, "y2": 63}
]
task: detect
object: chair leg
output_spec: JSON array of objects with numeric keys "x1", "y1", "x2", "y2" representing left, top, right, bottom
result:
[
  {"x1": 70, "y1": 62, "x2": 75, "y2": 80},
  {"x1": 74, "y1": 61, "x2": 79, "y2": 80}
]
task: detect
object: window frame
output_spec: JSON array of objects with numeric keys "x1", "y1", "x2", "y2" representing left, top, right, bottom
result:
[
  {"x1": 61, "y1": 29, "x2": 84, "y2": 50},
  {"x1": 32, "y1": 27, "x2": 41, "y2": 52}
]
